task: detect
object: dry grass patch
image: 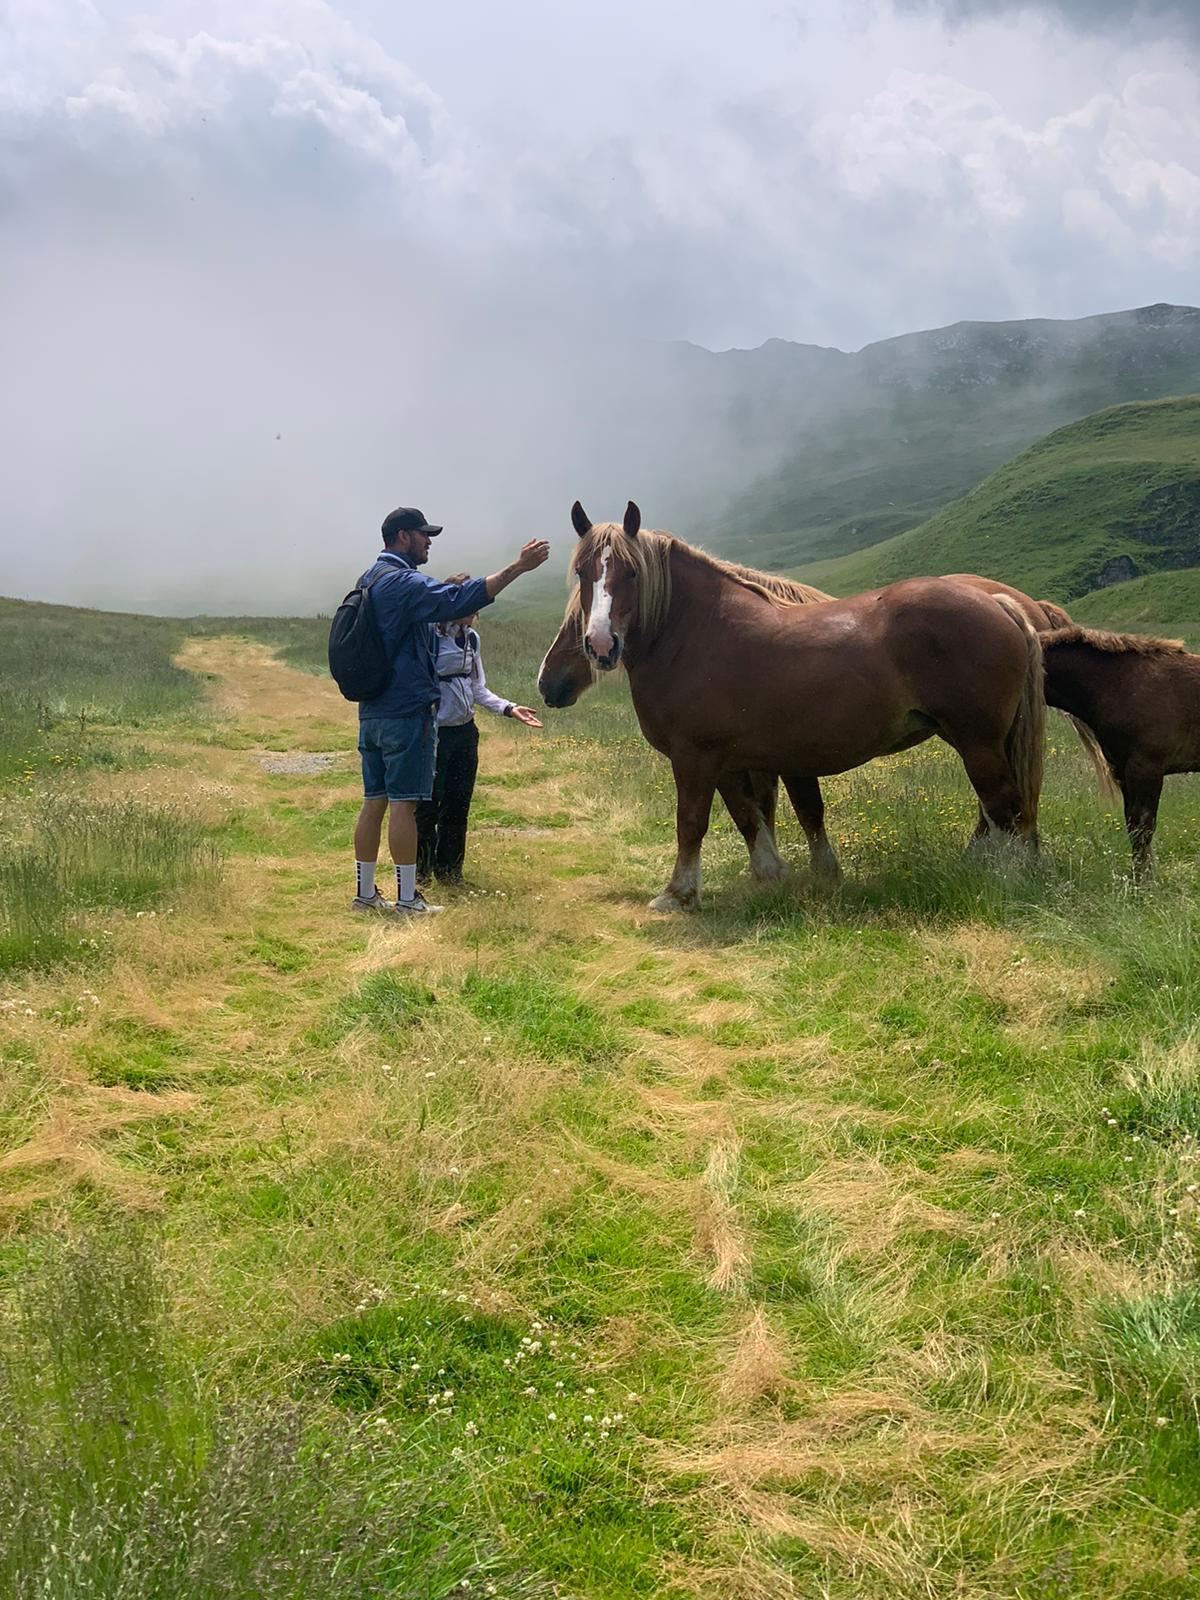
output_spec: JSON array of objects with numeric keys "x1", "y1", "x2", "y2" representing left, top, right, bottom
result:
[
  {"x1": 177, "y1": 637, "x2": 353, "y2": 747},
  {"x1": 729, "y1": 1494, "x2": 927, "y2": 1589},
  {"x1": 699, "y1": 1137, "x2": 750, "y2": 1292},
  {"x1": 661, "y1": 1553, "x2": 811, "y2": 1600},
  {"x1": 920, "y1": 926, "x2": 1112, "y2": 1036},
  {"x1": 0, "y1": 1085, "x2": 199, "y2": 1210},
  {"x1": 716, "y1": 1307, "x2": 800, "y2": 1410},
  {"x1": 630, "y1": 1081, "x2": 737, "y2": 1143},
  {"x1": 779, "y1": 1156, "x2": 980, "y2": 1266}
]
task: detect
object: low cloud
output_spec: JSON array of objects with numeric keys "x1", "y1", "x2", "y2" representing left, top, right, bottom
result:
[
  {"x1": 2, "y1": 0, "x2": 1199, "y2": 610},
  {"x1": 896, "y1": 0, "x2": 1199, "y2": 30}
]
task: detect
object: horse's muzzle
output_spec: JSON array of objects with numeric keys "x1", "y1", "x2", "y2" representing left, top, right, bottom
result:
[
  {"x1": 538, "y1": 668, "x2": 582, "y2": 708},
  {"x1": 585, "y1": 635, "x2": 622, "y2": 671}
]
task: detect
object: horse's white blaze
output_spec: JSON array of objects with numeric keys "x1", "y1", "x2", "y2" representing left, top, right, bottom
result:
[{"x1": 585, "y1": 553, "x2": 616, "y2": 660}]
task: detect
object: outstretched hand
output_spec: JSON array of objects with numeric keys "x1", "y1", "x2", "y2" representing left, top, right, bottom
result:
[
  {"x1": 516, "y1": 540, "x2": 550, "y2": 573},
  {"x1": 510, "y1": 706, "x2": 543, "y2": 728}
]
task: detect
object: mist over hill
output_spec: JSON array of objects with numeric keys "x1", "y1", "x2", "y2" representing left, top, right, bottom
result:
[
  {"x1": 3, "y1": 278, "x2": 1197, "y2": 614},
  {"x1": 670, "y1": 302, "x2": 1200, "y2": 568}
]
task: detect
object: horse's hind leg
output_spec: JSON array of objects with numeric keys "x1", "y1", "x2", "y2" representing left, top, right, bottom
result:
[
  {"x1": 957, "y1": 742, "x2": 1035, "y2": 848},
  {"x1": 652, "y1": 755, "x2": 718, "y2": 911},
  {"x1": 1121, "y1": 763, "x2": 1163, "y2": 880},
  {"x1": 783, "y1": 773, "x2": 842, "y2": 882},
  {"x1": 717, "y1": 770, "x2": 786, "y2": 884}
]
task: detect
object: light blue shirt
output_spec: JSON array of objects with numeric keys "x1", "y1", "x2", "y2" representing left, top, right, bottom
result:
[{"x1": 433, "y1": 626, "x2": 512, "y2": 726}]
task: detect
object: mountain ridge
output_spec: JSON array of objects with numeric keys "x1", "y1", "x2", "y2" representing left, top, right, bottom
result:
[{"x1": 649, "y1": 302, "x2": 1200, "y2": 569}]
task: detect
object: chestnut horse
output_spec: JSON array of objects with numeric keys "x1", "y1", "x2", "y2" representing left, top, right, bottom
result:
[
  {"x1": 541, "y1": 502, "x2": 1046, "y2": 909},
  {"x1": 1042, "y1": 624, "x2": 1200, "y2": 876},
  {"x1": 538, "y1": 561, "x2": 833, "y2": 887},
  {"x1": 538, "y1": 546, "x2": 1095, "y2": 892}
]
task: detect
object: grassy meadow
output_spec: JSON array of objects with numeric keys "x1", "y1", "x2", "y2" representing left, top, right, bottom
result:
[{"x1": 4, "y1": 591, "x2": 1200, "y2": 1595}]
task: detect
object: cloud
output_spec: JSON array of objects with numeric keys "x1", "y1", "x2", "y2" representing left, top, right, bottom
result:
[
  {"x1": 895, "y1": 0, "x2": 1200, "y2": 37},
  {"x1": 2, "y1": 0, "x2": 1199, "y2": 609}
]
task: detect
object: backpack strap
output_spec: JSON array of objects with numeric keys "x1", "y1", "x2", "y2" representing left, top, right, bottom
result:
[
  {"x1": 363, "y1": 558, "x2": 403, "y2": 591},
  {"x1": 360, "y1": 557, "x2": 408, "y2": 666}
]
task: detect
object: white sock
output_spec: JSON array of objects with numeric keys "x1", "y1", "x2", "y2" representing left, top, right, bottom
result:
[
  {"x1": 356, "y1": 861, "x2": 377, "y2": 900},
  {"x1": 396, "y1": 863, "x2": 417, "y2": 903}
]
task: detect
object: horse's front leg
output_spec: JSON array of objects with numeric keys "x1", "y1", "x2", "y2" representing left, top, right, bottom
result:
[
  {"x1": 1121, "y1": 762, "x2": 1164, "y2": 881},
  {"x1": 783, "y1": 773, "x2": 842, "y2": 883},
  {"x1": 651, "y1": 755, "x2": 720, "y2": 911},
  {"x1": 716, "y1": 770, "x2": 787, "y2": 884}
]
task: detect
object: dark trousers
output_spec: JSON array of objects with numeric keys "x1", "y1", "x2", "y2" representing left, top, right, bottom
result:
[{"x1": 416, "y1": 721, "x2": 479, "y2": 881}]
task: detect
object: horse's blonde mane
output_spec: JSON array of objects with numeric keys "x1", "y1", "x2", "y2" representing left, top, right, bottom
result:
[
  {"x1": 571, "y1": 524, "x2": 831, "y2": 641},
  {"x1": 1043, "y1": 624, "x2": 1188, "y2": 658}
]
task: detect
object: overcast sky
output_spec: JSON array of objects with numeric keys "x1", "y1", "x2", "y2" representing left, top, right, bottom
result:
[{"x1": 2, "y1": 0, "x2": 1199, "y2": 610}]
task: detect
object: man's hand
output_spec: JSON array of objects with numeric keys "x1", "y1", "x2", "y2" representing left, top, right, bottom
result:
[
  {"x1": 510, "y1": 706, "x2": 543, "y2": 728},
  {"x1": 516, "y1": 540, "x2": 550, "y2": 573},
  {"x1": 485, "y1": 539, "x2": 551, "y2": 599}
]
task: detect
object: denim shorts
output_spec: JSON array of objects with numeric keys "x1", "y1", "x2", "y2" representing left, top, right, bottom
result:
[{"x1": 359, "y1": 713, "x2": 438, "y2": 802}]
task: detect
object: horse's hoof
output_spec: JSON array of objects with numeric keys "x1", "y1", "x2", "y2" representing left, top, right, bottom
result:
[
  {"x1": 750, "y1": 857, "x2": 789, "y2": 885},
  {"x1": 649, "y1": 891, "x2": 697, "y2": 912}
]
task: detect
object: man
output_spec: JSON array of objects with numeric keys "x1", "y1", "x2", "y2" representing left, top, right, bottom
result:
[{"x1": 351, "y1": 507, "x2": 549, "y2": 916}]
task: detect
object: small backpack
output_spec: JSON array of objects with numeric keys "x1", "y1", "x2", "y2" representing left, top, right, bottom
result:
[{"x1": 327, "y1": 564, "x2": 399, "y2": 702}]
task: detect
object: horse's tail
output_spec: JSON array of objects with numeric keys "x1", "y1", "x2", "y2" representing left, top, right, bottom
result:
[
  {"x1": 1062, "y1": 713, "x2": 1120, "y2": 804},
  {"x1": 992, "y1": 593, "x2": 1046, "y2": 832},
  {"x1": 1036, "y1": 598, "x2": 1074, "y2": 631},
  {"x1": 1031, "y1": 599, "x2": 1118, "y2": 800}
]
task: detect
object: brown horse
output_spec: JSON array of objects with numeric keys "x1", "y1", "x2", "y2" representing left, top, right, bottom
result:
[
  {"x1": 541, "y1": 502, "x2": 1046, "y2": 909},
  {"x1": 538, "y1": 552, "x2": 1093, "y2": 887},
  {"x1": 538, "y1": 559, "x2": 832, "y2": 887},
  {"x1": 1042, "y1": 624, "x2": 1200, "y2": 876}
]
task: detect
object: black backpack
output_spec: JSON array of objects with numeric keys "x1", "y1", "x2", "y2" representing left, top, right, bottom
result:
[{"x1": 328, "y1": 563, "x2": 399, "y2": 702}]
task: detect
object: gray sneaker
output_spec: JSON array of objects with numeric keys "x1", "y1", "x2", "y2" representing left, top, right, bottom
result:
[
  {"x1": 392, "y1": 890, "x2": 443, "y2": 916},
  {"x1": 351, "y1": 890, "x2": 393, "y2": 913}
]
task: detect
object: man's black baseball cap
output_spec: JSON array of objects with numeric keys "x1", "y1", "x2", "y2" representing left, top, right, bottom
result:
[{"x1": 382, "y1": 506, "x2": 443, "y2": 541}]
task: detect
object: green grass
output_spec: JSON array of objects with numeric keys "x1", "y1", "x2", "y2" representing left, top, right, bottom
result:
[
  {"x1": 0, "y1": 597, "x2": 197, "y2": 783},
  {"x1": 709, "y1": 311, "x2": 1200, "y2": 572},
  {"x1": 0, "y1": 1224, "x2": 550, "y2": 1599},
  {"x1": 804, "y1": 395, "x2": 1200, "y2": 603},
  {"x1": 0, "y1": 800, "x2": 219, "y2": 973},
  {"x1": 10, "y1": 592, "x2": 1200, "y2": 1594}
]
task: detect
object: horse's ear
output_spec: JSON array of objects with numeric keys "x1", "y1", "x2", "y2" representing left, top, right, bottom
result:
[
  {"x1": 624, "y1": 501, "x2": 641, "y2": 539},
  {"x1": 571, "y1": 501, "x2": 592, "y2": 539}
]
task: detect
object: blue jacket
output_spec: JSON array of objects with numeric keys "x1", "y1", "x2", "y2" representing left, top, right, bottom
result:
[{"x1": 356, "y1": 553, "x2": 493, "y2": 720}]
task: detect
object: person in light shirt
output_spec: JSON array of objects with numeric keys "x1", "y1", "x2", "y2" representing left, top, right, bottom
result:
[{"x1": 416, "y1": 607, "x2": 543, "y2": 887}]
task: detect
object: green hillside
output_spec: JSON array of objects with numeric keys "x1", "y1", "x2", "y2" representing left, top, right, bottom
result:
[
  {"x1": 1069, "y1": 568, "x2": 1200, "y2": 642},
  {"x1": 801, "y1": 395, "x2": 1200, "y2": 601},
  {"x1": 706, "y1": 303, "x2": 1200, "y2": 569}
]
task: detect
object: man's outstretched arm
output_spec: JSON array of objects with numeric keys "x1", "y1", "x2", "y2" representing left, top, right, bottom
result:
[{"x1": 484, "y1": 540, "x2": 550, "y2": 598}]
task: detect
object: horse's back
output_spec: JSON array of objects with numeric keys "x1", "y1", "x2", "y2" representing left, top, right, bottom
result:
[{"x1": 942, "y1": 574, "x2": 1069, "y2": 632}]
